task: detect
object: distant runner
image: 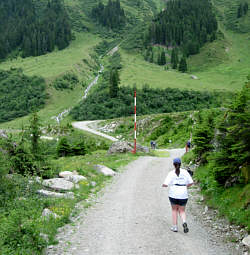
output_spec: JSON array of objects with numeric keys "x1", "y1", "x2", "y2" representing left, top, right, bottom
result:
[
  {"x1": 162, "y1": 157, "x2": 193, "y2": 233},
  {"x1": 185, "y1": 140, "x2": 191, "y2": 153}
]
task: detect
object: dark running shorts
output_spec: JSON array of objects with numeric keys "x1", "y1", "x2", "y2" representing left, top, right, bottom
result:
[{"x1": 169, "y1": 197, "x2": 188, "y2": 206}]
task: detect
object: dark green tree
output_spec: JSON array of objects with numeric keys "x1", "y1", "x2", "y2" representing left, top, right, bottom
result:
[
  {"x1": 160, "y1": 50, "x2": 166, "y2": 65},
  {"x1": 178, "y1": 56, "x2": 187, "y2": 72},
  {"x1": 171, "y1": 48, "x2": 178, "y2": 69},
  {"x1": 237, "y1": 3, "x2": 243, "y2": 18},
  {"x1": 57, "y1": 137, "x2": 72, "y2": 157},
  {"x1": 72, "y1": 140, "x2": 86, "y2": 156},
  {"x1": 109, "y1": 69, "x2": 120, "y2": 98},
  {"x1": 211, "y1": 80, "x2": 250, "y2": 185},
  {"x1": 28, "y1": 112, "x2": 42, "y2": 159}
]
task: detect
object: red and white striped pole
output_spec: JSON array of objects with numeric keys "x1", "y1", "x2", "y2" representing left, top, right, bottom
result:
[{"x1": 133, "y1": 90, "x2": 137, "y2": 153}]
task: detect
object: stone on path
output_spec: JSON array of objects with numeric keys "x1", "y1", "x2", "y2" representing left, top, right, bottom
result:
[
  {"x1": 94, "y1": 165, "x2": 116, "y2": 177},
  {"x1": 43, "y1": 178, "x2": 75, "y2": 191},
  {"x1": 242, "y1": 235, "x2": 250, "y2": 247},
  {"x1": 37, "y1": 189, "x2": 74, "y2": 199}
]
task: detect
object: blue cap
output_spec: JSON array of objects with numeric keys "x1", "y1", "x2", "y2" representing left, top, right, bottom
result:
[{"x1": 173, "y1": 158, "x2": 181, "y2": 164}]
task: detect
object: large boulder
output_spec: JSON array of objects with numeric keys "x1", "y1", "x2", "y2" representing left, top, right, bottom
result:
[
  {"x1": 108, "y1": 141, "x2": 133, "y2": 154},
  {"x1": 108, "y1": 141, "x2": 149, "y2": 154},
  {"x1": 242, "y1": 235, "x2": 250, "y2": 247},
  {"x1": 94, "y1": 165, "x2": 116, "y2": 177},
  {"x1": 42, "y1": 178, "x2": 75, "y2": 191}
]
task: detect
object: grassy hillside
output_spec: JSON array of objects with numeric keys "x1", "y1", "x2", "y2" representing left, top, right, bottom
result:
[
  {"x1": 119, "y1": 31, "x2": 250, "y2": 92},
  {"x1": 0, "y1": 33, "x2": 100, "y2": 80},
  {"x1": 119, "y1": 0, "x2": 250, "y2": 92}
]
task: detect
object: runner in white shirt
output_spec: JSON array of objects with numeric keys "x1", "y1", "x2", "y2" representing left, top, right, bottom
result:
[{"x1": 162, "y1": 157, "x2": 193, "y2": 233}]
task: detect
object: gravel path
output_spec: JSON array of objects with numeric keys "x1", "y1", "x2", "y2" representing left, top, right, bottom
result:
[{"x1": 46, "y1": 148, "x2": 240, "y2": 255}]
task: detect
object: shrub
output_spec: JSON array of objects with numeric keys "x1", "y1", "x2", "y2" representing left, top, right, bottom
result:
[
  {"x1": 0, "y1": 69, "x2": 47, "y2": 123},
  {"x1": 52, "y1": 72, "x2": 79, "y2": 90}
]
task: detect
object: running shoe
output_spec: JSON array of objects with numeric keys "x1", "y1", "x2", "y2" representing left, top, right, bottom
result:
[
  {"x1": 170, "y1": 226, "x2": 178, "y2": 232},
  {"x1": 183, "y1": 222, "x2": 189, "y2": 233}
]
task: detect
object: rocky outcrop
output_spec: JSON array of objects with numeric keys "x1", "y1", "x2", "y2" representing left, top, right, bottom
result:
[
  {"x1": 59, "y1": 171, "x2": 86, "y2": 184},
  {"x1": 43, "y1": 178, "x2": 75, "y2": 191},
  {"x1": 94, "y1": 165, "x2": 116, "y2": 177},
  {"x1": 108, "y1": 141, "x2": 133, "y2": 154},
  {"x1": 108, "y1": 141, "x2": 149, "y2": 154}
]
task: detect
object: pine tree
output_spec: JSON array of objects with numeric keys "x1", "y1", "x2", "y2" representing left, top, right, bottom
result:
[
  {"x1": 211, "y1": 80, "x2": 250, "y2": 185},
  {"x1": 178, "y1": 56, "x2": 187, "y2": 72},
  {"x1": 57, "y1": 137, "x2": 72, "y2": 157},
  {"x1": 243, "y1": 2, "x2": 249, "y2": 15},
  {"x1": 109, "y1": 69, "x2": 119, "y2": 98},
  {"x1": 72, "y1": 140, "x2": 86, "y2": 156},
  {"x1": 171, "y1": 48, "x2": 178, "y2": 69},
  {"x1": 28, "y1": 112, "x2": 41, "y2": 159},
  {"x1": 237, "y1": 3, "x2": 243, "y2": 18},
  {"x1": 160, "y1": 50, "x2": 166, "y2": 65},
  {"x1": 157, "y1": 52, "x2": 162, "y2": 65}
]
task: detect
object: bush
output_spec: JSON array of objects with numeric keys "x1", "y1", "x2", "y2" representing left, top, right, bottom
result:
[{"x1": 52, "y1": 72, "x2": 79, "y2": 90}]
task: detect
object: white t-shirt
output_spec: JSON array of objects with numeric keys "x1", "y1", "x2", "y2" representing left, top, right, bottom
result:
[{"x1": 163, "y1": 168, "x2": 193, "y2": 199}]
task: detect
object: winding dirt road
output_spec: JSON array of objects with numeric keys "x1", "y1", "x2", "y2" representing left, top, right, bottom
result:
[
  {"x1": 72, "y1": 121, "x2": 118, "y2": 142},
  {"x1": 46, "y1": 148, "x2": 238, "y2": 255}
]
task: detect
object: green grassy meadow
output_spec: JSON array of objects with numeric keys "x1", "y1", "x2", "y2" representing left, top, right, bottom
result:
[
  {"x1": 119, "y1": 29, "x2": 250, "y2": 92},
  {"x1": 0, "y1": 32, "x2": 100, "y2": 80}
]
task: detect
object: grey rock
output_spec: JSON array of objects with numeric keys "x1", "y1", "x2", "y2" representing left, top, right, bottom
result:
[
  {"x1": 0, "y1": 130, "x2": 8, "y2": 139},
  {"x1": 94, "y1": 165, "x2": 116, "y2": 176},
  {"x1": 43, "y1": 178, "x2": 75, "y2": 191},
  {"x1": 204, "y1": 205, "x2": 208, "y2": 213},
  {"x1": 37, "y1": 189, "x2": 74, "y2": 199},
  {"x1": 59, "y1": 171, "x2": 74, "y2": 178},
  {"x1": 91, "y1": 181, "x2": 97, "y2": 187},
  {"x1": 108, "y1": 141, "x2": 133, "y2": 154},
  {"x1": 242, "y1": 235, "x2": 250, "y2": 247},
  {"x1": 191, "y1": 75, "x2": 198, "y2": 79},
  {"x1": 42, "y1": 208, "x2": 59, "y2": 219},
  {"x1": 108, "y1": 141, "x2": 149, "y2": 154},
  {"x1": 64, "y1": 175, "x2": 87, "y2": 184}
]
